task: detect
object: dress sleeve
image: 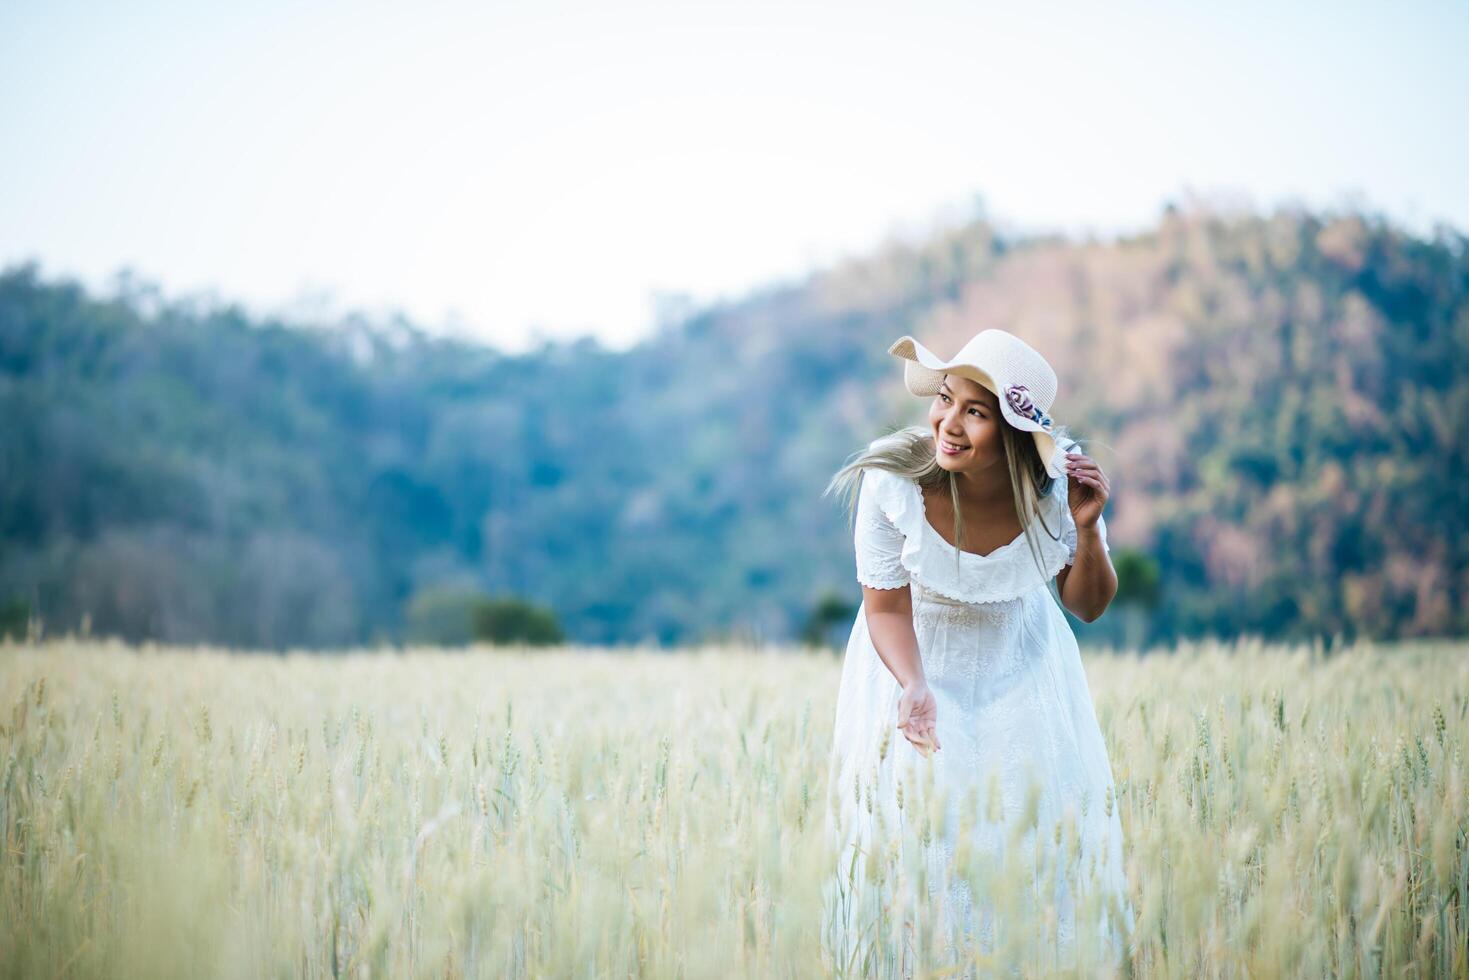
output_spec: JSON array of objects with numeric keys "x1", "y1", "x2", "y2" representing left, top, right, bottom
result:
[
  {"x1": 1059, "y1": 477, "x2": 1111, "y2": 566},
  {"x1": 854, "y1": 469, "x2": 911, "y2": 589}
]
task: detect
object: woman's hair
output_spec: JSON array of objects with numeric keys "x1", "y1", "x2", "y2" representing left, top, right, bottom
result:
[{"x1": 824, "y1": 405, "x2": 1078, "y2": 583}]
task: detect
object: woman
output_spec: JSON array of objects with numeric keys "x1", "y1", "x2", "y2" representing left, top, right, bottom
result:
[{"x1": 820, "y1": 329, "x2": 1136, "y2": 978}]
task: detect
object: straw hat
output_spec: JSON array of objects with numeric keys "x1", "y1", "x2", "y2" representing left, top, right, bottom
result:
[{"x1": 888, "y1": 329, "x2": 1072, "y2": 480}]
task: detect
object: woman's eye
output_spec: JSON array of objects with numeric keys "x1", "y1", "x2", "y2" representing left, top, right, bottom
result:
[{"x1": 940, "y1": 393, "x2": 984, "y2": 417}]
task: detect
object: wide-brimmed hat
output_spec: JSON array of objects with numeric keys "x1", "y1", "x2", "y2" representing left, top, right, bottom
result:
[{"x1": 888, "y1": 329, "x2": 1072, "y2": 480}]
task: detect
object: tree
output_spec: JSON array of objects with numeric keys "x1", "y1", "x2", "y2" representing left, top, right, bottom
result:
[
  {"x1": 1112, "y1": 548, "x2": 1162, "y2": 652},
  {"x1": 0, "y1": 596, "x2": 29, "y2": 640},
  {"x1": 472, "y1": 596, "x2": 565, "y2": 646},
  {"x1": 405, "y1": 586, "x2": 486, "y2": 646},
  {"x1": 801, "y1": 591, "x2": 857, "y2": 651}
]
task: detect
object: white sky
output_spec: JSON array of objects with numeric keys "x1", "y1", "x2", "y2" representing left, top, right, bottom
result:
[{"x1": 2, "y1": 0, "x2": 1464, "y2": 353}]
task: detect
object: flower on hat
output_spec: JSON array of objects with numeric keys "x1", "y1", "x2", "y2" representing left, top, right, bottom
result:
[{"x1": 1004, "y1": 384, "x2": 1053, "y2": 429}]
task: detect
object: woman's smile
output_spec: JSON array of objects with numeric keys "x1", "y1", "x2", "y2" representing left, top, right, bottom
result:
[{"x1": 939, "y1": 438, "x2": 970, "y2": 455}]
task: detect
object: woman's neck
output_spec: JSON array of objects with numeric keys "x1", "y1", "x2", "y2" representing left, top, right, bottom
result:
[{"x1": 949, "y1": 467, "x2": 1013, "y2": 509}]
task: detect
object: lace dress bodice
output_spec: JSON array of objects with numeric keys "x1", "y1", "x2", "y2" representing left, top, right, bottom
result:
[{"x1": 852, "y1": 462, "x2": 1109, "y2": 602}]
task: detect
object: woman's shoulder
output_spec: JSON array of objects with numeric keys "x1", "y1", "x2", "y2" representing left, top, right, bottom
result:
[
  {"x1": 857, "y1": 464, "x2": 923, "y2": 532},
  {"x1": 860, "y1": 463, "x2": 920, "y2": 500}
]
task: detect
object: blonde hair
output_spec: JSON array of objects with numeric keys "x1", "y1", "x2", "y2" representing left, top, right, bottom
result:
[{"x1": 825, "y1": 416, "x2": 1076, "y2": 584}]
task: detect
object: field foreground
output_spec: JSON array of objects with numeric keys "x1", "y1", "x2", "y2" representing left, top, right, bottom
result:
[{"x1": 1, "y1": 637, "x2": 1466, "y2": 978}]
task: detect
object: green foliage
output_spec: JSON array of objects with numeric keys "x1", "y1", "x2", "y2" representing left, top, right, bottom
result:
[
  {"x1": 1113, "y1": 549, "x2": 1162, "y2": 609},
  {"x1": 471, "y1": 596, "x2": 564, "y2": 646},
  {"x1": 801, "y1": 591, "x2": 858, "y2": 649},
  {"x1": 1, "y1": 200, "x2": 1466, "y2": 649},
  {"x1": 406, "y1": 587, "x2": 564, "y2": 647},
  {"x1": 0, "y1": 595, "x2": 29, "y2": 639},
  {"x1": 404, "y1": 586, "x2": 486, "y2": 646}
]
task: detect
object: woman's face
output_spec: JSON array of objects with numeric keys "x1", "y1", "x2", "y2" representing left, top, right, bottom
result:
[{"x1": 928, "y1": 373, "x2": 1006, "y2": 475}]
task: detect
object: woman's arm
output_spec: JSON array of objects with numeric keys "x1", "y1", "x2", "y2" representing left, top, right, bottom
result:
[
  {"x1": 863, "y1": 584, "x2": 941, "y2": 752},
  {"x1": 862, "y1": 584, "x2": 922, "y2": 686},
  {"x1": 852, "y1": 467, "x2": 939, "y2": 752},
  {"x1": 1056, "y1": 525, "x2": 1117, "y2": 622},
  {"x1": 1055, "y1": 449, "x2": 1118, "y2": 622}
]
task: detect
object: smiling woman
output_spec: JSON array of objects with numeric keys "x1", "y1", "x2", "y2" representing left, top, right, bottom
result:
[{"x1": 819, "y1": 329, "x2": 1129, "y2": 977}]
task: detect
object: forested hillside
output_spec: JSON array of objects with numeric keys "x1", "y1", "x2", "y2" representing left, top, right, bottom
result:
[{"x1": 2, "y1": 202, "x2": 1464, "y2": 649}]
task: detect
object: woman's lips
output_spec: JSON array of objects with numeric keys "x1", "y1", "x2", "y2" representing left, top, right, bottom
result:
[{"x1": 939, "y1": 439, "x2": 969, "y2": 456}]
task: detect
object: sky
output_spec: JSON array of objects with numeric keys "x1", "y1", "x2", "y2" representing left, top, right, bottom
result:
[{"x1": 1, "y1": 0, "x2": 1464, "y2": 354}]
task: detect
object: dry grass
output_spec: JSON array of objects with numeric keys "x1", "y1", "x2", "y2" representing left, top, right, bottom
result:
[{"x1": 1, "y1": 635, "x2": 1465, "y2": 978}]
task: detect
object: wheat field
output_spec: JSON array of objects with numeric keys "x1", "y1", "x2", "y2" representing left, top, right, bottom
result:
[{"x1": 1, "y1": 636, "x2": 1465, "y2": 979}]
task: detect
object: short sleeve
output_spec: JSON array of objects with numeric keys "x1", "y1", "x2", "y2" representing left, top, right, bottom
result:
[
  {"x1": 1058, "y1": 477, "x2": 1111, "y2": 566},
  {"x1": 854, "y1": 469, "x2": 911, "y2": 589}
]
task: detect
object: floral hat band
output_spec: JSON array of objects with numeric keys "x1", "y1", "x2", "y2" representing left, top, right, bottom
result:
[
  {"x1": 887, "y1": 329, "x2": 1070, "y2": 480},
  {"x1": 1004, "y1": 384, "x2": 1053, "y2": 431}
]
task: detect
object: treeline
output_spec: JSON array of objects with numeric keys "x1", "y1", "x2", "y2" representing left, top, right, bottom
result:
[{"x1": 1, "y1": 200, "x2": 1464, "y2": 650}]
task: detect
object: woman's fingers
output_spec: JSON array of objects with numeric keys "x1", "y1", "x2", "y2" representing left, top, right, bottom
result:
[
  {"x1": 896, "y1": 694, "x2": 941, "y2": 752},
  {"x1": 899, "y1": 721, "x2": 933, "y2": 747},
  {"x1": 1068, "y1": 458, "x2": 1108, "y2": 483},
  {"x1": 1069, "y1": 460, "x2": 1108, "y2": 485},
  {"x1": 898, "y1": 721, "x2": 940, "y2": 752}
]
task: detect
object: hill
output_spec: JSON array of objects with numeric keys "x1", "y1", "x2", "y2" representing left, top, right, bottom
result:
[{"x1": 2, "y1": 201, "x2": 1464, "y2": 648}]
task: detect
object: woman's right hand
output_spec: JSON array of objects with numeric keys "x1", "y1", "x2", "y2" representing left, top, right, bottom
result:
[{"x1": 896, "y1": 679, "x2": 941, "y2": 754}]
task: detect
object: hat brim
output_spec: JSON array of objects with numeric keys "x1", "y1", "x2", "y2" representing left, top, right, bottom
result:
[
  {"x1": 888, "y1": 334, "x2": 1067, "y2": 480},
  {"x1": 1038, "y1": 432, "x2": 1063, "y2": 480},
  {"x1": 888, "y1": 336, "x2": 997, "y2": 397}
]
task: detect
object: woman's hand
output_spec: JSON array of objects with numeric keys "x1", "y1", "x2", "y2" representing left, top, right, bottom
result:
[
  {"x1": 1064, "y1": 449, "x2": 1110, "y2": 529},
  {"x1": 896, "y1": 679, "x2": 941, "y2": 754}
]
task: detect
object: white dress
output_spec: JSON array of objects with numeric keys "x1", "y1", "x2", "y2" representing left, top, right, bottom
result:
[{"x1": 821, "y1": 461, "x2": 1135, "y2": 978}]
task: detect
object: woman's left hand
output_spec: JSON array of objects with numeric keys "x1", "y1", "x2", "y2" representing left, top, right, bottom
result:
[{"x1": 1064, "y1": 450, "x2": 1110, "y2": 529}]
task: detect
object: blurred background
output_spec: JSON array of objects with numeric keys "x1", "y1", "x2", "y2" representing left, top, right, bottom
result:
[{"x1": 1, "y1": 0, "x2": 1464, "y2": 651}]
